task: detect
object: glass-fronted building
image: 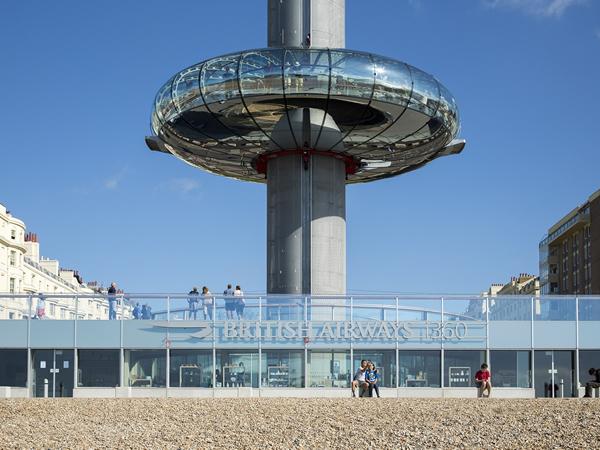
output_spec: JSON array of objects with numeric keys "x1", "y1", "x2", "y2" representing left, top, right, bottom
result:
[{"x1": 1, "y1": 294, "x2": 599, "y2": 398}]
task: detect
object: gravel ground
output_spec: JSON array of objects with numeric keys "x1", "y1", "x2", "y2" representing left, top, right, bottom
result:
[{"x1": 1, "y1": 398, "x2": 599, "y2": 449}]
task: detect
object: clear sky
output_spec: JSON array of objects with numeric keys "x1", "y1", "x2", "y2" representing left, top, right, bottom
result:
[{"x1": 1, "y1": 0, "x2": 599, "y2": 294}]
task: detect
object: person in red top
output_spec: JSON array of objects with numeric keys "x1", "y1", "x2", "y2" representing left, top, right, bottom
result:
[{"x1": 475, "y1": 363, "x2": 492, "y2": 398}]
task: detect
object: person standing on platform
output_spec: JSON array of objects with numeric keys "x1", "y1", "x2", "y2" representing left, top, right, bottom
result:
[
  {"x1": 188, "y1": 287, "x2": 200, "y2": 320},
  {"x1": 234, "y1": 285, "x2": 245, "y2": 319},
  {"x1": 202, "y1": 286, "x2": 213, "y2": 321},
  {"x1": 132, "y1": 302, "x2": 142, "y2": 320},
  {"x1": 475, "y1": 363, "x2": 492, "y2": 398},
  {"x1": 36, "y1": 292, "x2": 46, "y2": 319},
  {"x1": 107, "y1": 282, "x2": 117, "y2": 320},
  {"x1": 223, "y1": 284, "x2": 235, "y2": 319}
]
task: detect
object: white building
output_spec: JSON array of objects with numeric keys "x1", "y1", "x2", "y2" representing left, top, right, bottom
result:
[{"x1": 0, "y1": 203, "x2": 126, "y2": 320}]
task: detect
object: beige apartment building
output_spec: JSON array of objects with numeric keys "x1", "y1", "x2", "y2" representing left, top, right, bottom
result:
[
  {"x1": 539, "y1": 189, "x2": 600, "y2": 295},
  {"x1": 0, "y1": 203, "x2": 124, "y2": 320}
]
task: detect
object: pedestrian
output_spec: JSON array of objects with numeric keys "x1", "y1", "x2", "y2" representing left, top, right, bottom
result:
[
  {"x1": 107, "y1": 282, "x2": 117, "y2": 320},
  {"x1": 365, "y1": 361, "x2": 381, "y2": 398},
  {"x1": 238, "y1": 361, "x2": 246, "y2": 387},
  {"x1": 475, "y1": 363, "x2": 492, "y2": 398},
  {"x1": 141, "y1": 304, "x2": 152, "y2": 320},
  {"x1": 188, "y1": 287, "x2": 200, "y2": 320},
  {"x1": 234, "y1": 285, "x2": 245, "y2": 319},
  {"x1": 202, "y1": 286, "x2": 213, "y2": 321},
  {"x1": 36, "y1": 292, "x2": 46, "y2": 319},
  {"x1": 223, "y1": 284, "x2": 235, "y2": 319},
  {"x1": 132, "y1": 302, "x2": 142, "y2": 320},
  {"x1": 351, "y1": 360, "x2": 369, "y2": 397},
  {"x1": 583, "y1": 367, "x2": 600, "y2": 398}
]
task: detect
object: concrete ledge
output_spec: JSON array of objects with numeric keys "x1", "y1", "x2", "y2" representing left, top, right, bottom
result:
[
  {"x1": 0, "y1": 387, "x2": 29, "y2": 398},
  {"x1": 70, "y1": 387, "x2": 536, "y2": 399}
]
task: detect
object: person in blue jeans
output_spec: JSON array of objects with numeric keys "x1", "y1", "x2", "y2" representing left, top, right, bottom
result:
[
  {"x1": 107, "y1": 282, "x2": 117, "y2": 320},
  {"x1": 365, "y1": 361, "x2": 380, "y2": 398}
]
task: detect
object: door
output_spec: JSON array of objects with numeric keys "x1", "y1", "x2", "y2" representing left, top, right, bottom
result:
[
  {"x1": 534, "y1": 350, "x2": 575, "y2": 398},
  {"x1": 32, "y1": 349, "x2": 74, "y2": 397}
]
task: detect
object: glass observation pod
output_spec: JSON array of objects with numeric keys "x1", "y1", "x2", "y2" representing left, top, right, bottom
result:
[
  {"x1": 1, "y1": 294, "x2": 600, "y2": 398},
  {"x1": 149, "y1": 48, "x2": 462, "y2": 184}
]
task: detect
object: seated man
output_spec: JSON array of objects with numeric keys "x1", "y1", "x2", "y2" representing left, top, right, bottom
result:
[
  {"x1": 475, "y1": 363, "x2": 492, "y2": 398},
  {"x1": 583, "y1": 367, "x2": 600, "y2": 398},
  {"x1": 351, "y1": 359, "x2": 369, "y2": 398}
]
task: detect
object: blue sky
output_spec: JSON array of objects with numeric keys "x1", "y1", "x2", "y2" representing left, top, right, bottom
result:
[{"x1": 1, "y1": 0, "x2": 599, "y2": 294}]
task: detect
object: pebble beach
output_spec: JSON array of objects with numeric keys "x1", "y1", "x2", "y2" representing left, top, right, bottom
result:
[{"x1": 1, "y1": 398, "x2": 599, "y2": 449}]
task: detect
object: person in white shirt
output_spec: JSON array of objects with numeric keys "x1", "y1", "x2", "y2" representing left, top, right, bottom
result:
[
  {"x1": 233, "y1": 285, "x2": 245, "y2": 319},
  {"x1": 351, "y1": 359, "x2": 369, "y2": 397}
]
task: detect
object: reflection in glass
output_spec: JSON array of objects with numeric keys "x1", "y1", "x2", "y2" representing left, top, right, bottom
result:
[
  {"x1": 534, "y1": 350, "x2": 575, "y2": 397},
  {"x1": 443, "y1": 350, "x2": 486, "y2": 387},
  {"x1": 261, "y1": 350, "x2": 304, "y2": 388},
  {"x1": 490, "y1": 350, "x2": 530, "y2": 388},
  {"x1": 169, "y1": 350, "x2": 213, "y2": 387},
  {"x1": 408, "y1": 67, "x2": 439, "y2": 116},
  {"x1": 578, "y1": 350, "x2": 600, "y2": 387},
  {"x1": 535, "y1": 298, "x2": 575, "y2": 321},
  {"x1": 307, "y1": 350, "x2": 350, "y2": 388},
  {"x1": 201, "y1": 55, "x2": 240, "y2": 105},
  {"x1": 78, "y1": 349, "x2": 119, "y2": 387},
  {"x1": 125, "y1": 350, "x2": 166, "y2": 387},
  {"x1": 172, "y1": 64, "x2": 204, "y2": 113},
  {"x1": 399, "y1": 350, "x2": 440, "y2": 388}
]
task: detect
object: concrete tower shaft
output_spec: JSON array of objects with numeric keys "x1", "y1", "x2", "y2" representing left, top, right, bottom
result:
[
  {"x1": 268, "y1": 0, "x2": 345, "y2": 48},
  {"x1": 266, "y1": 1, "x2": 347, "y2": 295}
]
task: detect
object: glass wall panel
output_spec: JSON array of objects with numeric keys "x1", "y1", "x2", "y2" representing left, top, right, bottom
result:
[
  {"x1": 399, "y1": 350, "x2": 441, "y2": 388},
  {"x1": 535, "y1": 298, "x2": 575, "y2": 320},
  {"x1": 78, "y1": 350, "x2": 119, "y2": 388},
  {"x1": 307, "y1": 350, "x2": 350, "y2": 388},
  {"x1": 489, "y1": 297, "x2": 532, "y2": 321},
  {"x1": 352, "y1": 350, "x2": 395, "y2": 387},
  {"x1": 0, "y1": 349, "x2": 27, "y2": 387},
  {"x1": 125, "y1": 350, "x2": 166, "y2": 388},
  {"x1": 216, "y1": 350, "x2": 259, "y2": 388},
  {"x1": 443, "y1": 350, "x2": 486, "y2": 387},
  {"x1": 534, "y1": 350, "x2": 575, "y2": 398},
  {"x1": 329, "y1": 51, "x2": 374, "y2": 100},
  {"x1": 352, "y1": 297, "x2": 395, "y2": 321},
  {"x1": 172, "y1": 64, "x2": 204, "y2": 113},
  {"x1": 490, "y1": 350, "x2": 531, "y2": 388},
  {"x1": 201, "y1": 55, "x2": 240, "y2": 105},
  {"x1": 578, "y1": 350, "x2": 600, "y2": 388},
  {"x1": 283, "y1": 49, "x2": 329, "y2": 97},
  {"x1": 444, "y1": 298, "x2": 485, "y2": 321},
  {"x1": 408, "y1": 67, "x2": 439, "y2": 116},
  {"x1": 155, "y1": 76, "x2": 177, "y2": 125},
  {"x1": 398, "y1": 298, "x2": 441, "y2": 321},
  {"x1": 372, "y1": 57, "x2": 412, "y2": 106},
  {"x1": 261, "y1": 350, "x2": 304, "y2": 388},
  {"x1": 579, "y1": 298, "x2": 600, "y2": 320},
  {"x1": 169, "y1": 350, "x2": 213, "y2": 388}
]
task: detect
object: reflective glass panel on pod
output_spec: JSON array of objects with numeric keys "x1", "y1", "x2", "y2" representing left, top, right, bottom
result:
[
  {"x1": 201, "y1": 55, "x2": 241, "y2": 106},
  {"x1": 408, "y1": 67, "x2": 439, "y2": 117},
  {"x1": 172, "y1": 64, "x2": 204, "y2": 114}
]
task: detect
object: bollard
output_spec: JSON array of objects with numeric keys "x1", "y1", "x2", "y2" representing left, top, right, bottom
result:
[
  {"x1": 43, "y1": 379, "x2": 48, "y2": 398},
  {"x1": 560, "y1": 379, "x2": 564, "y2": 398}
]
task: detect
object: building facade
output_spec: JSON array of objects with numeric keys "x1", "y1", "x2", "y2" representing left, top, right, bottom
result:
[
  {"x1": 539, "y1": 189, "x2": 600, "y2": 295},
  {"x1": 0, "y1": 203, "x2": 122, "y2": 320},
  {"x1": 1, "y1": 293, "x2": 599, "y2": 399}
]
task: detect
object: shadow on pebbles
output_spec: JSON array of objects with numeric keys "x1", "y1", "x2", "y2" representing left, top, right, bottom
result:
[{"x1": 1, "y1": 398, "x2": 599, "y2": 449}]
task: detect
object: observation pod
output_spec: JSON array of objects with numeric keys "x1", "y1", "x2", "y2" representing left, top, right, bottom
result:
[{"x1": 147, "y1": 0, "x2": 465, "y2": 297}]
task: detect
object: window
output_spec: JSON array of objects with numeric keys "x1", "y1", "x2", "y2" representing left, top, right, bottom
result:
[
  {"x1": 261, "y1": 350, "x2": 304, "y2": 388},
  {"x1": 0, "y1": 350, "x2": 27, "y2": 387},
  {"x1": 60, "y1": 308, "x2": 66, "y2": 319},
  {"x1": 579, "y1": 350, "x2": 600, "y2": 387},
  {"x1": 443, "y1": 350, "x2": 486, "y2": 387},
  {"x1": 10, "y1": 229, "x2": 15, "y2": 240},
  {"x1": 307, "y1": 350, "x2": 350, "y2": 388},
  {"x1": 169, "y1": 350, "x2": 213, "y2": 387},
  {"x1": 125, "y1": 350, "x2": 166, "y2": 387},
  {"x1": 9, "y1": 278, "x2": 15, "y2": 293},
  {"x1": 490, "y1": 351, "x2": 530, "y2": 387},
  {"x1": 49, "y1": 304, "x2": 56, "y2": 316},
  {"x1": 78, "y1": 350, "x2": 120, "y2": 387},
  {"x1": 9, "y1": 250, "x2": 16, "y2": 266},
  {"x1": 399, "y1": 351, "x2": 441, "y2": 387},
  {"x1": 216, "y1": 350, "x2": 259, "y2": 388},
  {"x1": 353, "y1": 350, "x2": 396, "y2": 387}
]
